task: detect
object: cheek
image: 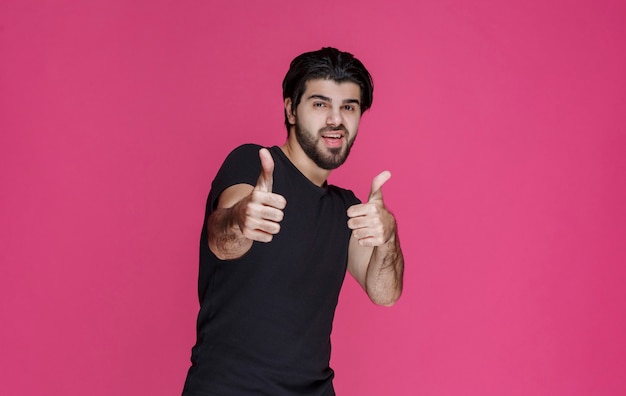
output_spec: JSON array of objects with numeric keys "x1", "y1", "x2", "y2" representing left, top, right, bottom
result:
[
  {"x1": 298, "y1": 110, "x2": 321, "y2": 125},
  {"x1": 347, "y1": 118, "x2": 360, "y2": 133}
]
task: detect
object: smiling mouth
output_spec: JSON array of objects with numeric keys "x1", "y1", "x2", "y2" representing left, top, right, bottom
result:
[
  {"x1": 320, "y1": 126, "x2": 347, "y2": 138},
  {"x1": 321, "y1": 133, "x2": 344, "y2": 148},
  {"x1": 319, "y1": 125, "x2": 348, "y2": 148}
]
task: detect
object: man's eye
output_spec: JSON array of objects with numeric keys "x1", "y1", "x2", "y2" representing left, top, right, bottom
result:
[
  {"x1": 344, "y1": 105, "x2": 354, "y2": 111},
  {"x1": 313, "y1": 102, "x2": 326, "y2": 108}
]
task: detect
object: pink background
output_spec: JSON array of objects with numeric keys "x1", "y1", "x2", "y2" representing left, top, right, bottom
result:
[{"x1": 2, "y1": 1, "x2": 625, "y2": 395}]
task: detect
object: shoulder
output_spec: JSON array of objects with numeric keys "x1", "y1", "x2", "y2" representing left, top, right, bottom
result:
[
  {"x1": 217, "y1": 144, "x2": 267, "y2": 173},
  {"x1": 224, "y1": 143, "x2": 264, "y2": 162},
  {"x1": 210, "y1": 144, "x2": 264, "y2": 198}
]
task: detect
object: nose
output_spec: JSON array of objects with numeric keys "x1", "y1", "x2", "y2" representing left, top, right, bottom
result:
[{"x1": 326, "y1": 106, "x2": 342, "y2": 126}]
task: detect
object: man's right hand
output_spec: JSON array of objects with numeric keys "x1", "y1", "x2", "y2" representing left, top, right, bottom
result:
[{"x1": 233, "y1": 148, "x2": 287, "y2": 243}]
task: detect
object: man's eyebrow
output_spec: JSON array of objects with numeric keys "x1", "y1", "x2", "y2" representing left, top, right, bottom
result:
[
  {"x1": 307, "y1": 94, "x2": 332, "y2": 102},
  {"x1": 307, "y1": 95, "x2": 361, "y2": 105}
]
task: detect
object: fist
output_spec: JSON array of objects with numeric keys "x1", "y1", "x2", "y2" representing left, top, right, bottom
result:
[
  {"x1": 235, "y1": 148, "x2": 287, "y2": 243},
  {"x1": 347, "y1": 171, "x2": 396, "y2": 247}
]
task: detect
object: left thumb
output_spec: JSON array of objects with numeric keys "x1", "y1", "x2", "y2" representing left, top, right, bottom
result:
[{"x1": 368, "y1": 171, "x2": 391, "y2": 202}]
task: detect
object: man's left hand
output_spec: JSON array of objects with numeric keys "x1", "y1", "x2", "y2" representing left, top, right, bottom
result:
[{"x1": 347, "y1": 171, "x2": 396, "y2": 247}]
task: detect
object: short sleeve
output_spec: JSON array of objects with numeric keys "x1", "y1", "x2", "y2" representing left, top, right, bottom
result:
[{"x1": 207, "y1": 144, "x2": 264, "y2": 212}]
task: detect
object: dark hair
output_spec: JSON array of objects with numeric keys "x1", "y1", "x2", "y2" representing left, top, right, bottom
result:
[{"x1": 282, "y1": 47, "x2": 374, "y2": 132}]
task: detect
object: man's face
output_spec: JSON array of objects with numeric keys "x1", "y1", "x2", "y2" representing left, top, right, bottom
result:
[{"x1": 287, "y1": 79, "x2": 362, "y2": 170}]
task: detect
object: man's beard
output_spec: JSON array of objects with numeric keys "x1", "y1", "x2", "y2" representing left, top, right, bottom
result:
[{"x1": 294, "y1": 122, "x2": 355, "y2": 170}]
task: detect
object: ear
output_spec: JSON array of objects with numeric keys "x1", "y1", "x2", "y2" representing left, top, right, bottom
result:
[{"x1": 284, "y1": 98, "x2": 296, "y2": 125}]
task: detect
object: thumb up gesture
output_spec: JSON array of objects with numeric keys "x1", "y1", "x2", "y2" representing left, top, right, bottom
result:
[
  {"x1": 347, "y1": 171, "x2": 396, "y2": 247},
  {"x1": 235, "y1": 148, "x2": 287, "y2": 243}
]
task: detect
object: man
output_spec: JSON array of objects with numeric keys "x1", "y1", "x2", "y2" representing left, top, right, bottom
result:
[{"x1": 182, "y1": 47, "x2": 404, "y2": 395}]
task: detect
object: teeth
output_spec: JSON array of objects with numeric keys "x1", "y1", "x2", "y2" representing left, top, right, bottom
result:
[{"x1": 324, "y1": 134, "x2": 341, "y2": 138}]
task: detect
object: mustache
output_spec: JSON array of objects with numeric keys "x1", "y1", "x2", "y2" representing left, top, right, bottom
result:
[{"x1": 319, "y1": 125, "x2": 348, "y2": 134}]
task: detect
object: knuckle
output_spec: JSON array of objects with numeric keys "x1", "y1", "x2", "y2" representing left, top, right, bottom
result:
[
  {"x1": 261, "y1": 207, "x2": 271, "y2": 219},
  {"x1": 274, "y1": 194, "x2": 287, "y2": 207},
  {"x1": 242, "y1": 229, "x2": 254, "y2": 239}
]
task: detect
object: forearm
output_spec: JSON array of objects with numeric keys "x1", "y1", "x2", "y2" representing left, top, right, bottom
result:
[
  {"x1": 365, "y1": 233, "x2": 404, "y2": 306},
  {"x1": 207, "y1": 205, "x2": 253, "y2": 260}
]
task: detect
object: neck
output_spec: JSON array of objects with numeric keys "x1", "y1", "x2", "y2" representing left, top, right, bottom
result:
[{"x1": 280, "y1": 137, "x2": 331, "y2": 187}]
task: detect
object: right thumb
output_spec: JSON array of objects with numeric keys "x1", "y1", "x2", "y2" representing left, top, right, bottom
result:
[{"x1": 257, "y1": 148, "x2": 274, "y2": 192}]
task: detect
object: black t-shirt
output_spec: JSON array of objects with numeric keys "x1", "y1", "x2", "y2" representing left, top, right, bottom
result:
[{"x1": 183, "y1": 144, "x2": 360, "y2": 396}]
